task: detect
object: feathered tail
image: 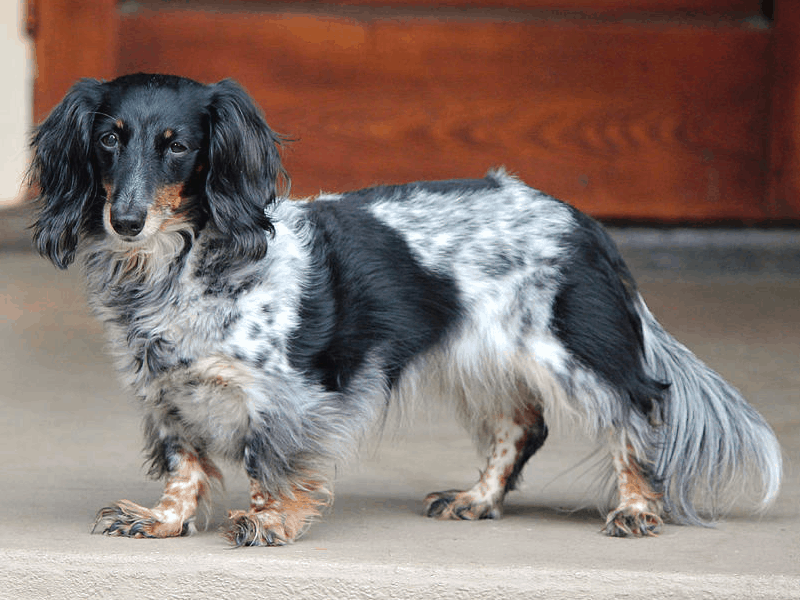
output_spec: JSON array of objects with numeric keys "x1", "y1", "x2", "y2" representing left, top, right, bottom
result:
[{"x1": 636, "y1": 295, "x2": 782, "y2": 525}]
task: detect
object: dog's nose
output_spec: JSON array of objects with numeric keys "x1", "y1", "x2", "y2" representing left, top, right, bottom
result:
[{"x1": 110, "y1": 212, "x2": 146, "y2": 237}]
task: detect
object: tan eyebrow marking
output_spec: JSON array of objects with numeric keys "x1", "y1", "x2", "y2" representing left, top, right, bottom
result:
[
  {"x1": 115, "y1": 119, "x2": 125, "y2": 130},
  {"x1": 163, "y1": 129, "x2": 174, "y2": 139}
]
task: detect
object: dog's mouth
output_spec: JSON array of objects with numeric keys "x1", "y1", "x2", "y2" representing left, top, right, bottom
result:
[{"x1": 116, "y1": 232, "x2": 144, "y2": 243}]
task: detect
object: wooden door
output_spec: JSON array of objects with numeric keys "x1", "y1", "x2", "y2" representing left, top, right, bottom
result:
[{"x1": 26, "y1": 0, "x2": 800, "y2": 222}]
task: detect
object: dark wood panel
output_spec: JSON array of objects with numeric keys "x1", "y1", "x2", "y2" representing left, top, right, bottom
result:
[
  {"x1": 28, "y1": 0, "x2": 118, "y2": 121},
  {"x1": 119, "y1": 9, "x2": 772, "y2": 220},
  {"x1": 768, "y1": 1, "x2": 800, "y2": 216},
  {"x1": 210, "y1": 0, "x2": 764, "y2": 14}
]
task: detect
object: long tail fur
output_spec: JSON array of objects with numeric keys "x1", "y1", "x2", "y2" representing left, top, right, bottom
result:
[{"x1": 637, "y1": 295, "x2": 782, "y2": 525}]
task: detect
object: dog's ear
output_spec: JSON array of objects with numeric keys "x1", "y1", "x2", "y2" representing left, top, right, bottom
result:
[
  {"x1": 29, "y1": 78, "x2": 105, "y2": 269},
  {"x1": 206, "y1": 79, "x2": 288, "y2": 262}
]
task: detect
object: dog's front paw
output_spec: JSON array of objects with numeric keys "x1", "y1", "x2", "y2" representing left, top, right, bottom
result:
[
  {"x1": 423, "y1": 489, "x2": 502, "y2": 520},
  {"x1": 93, "y1": 500, "x2": 194, "y2": 538},
  {"x1": 224, "y1": 508, "x2": 308, "y2": 547},
  {"x1": 224, "y1": 480, "x2": 330, "y2": 547},
  {"x1": 603, "y1": 506, "x2": 663, "y2": 537}
]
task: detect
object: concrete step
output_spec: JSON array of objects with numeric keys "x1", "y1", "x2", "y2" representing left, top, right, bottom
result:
[{"x1": 1, "y1": 245, "x2": 798, "y2": 599}]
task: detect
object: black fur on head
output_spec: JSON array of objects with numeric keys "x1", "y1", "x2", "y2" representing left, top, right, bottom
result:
[
  {"x1": 205, "y1": 79, "x2": 289, "y2": 262},
  {"x1": 29, "y1": 78, "x2": 105, "y2": 269},
  {"x1": 29, "y1": 74, "x2": 288, "y2": 269}
]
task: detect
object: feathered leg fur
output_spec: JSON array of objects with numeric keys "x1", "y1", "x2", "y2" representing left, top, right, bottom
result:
[
  {"x1": 93, "y1": 449, "x2": 222, "y2": 538},
  {"x1": 603, "y1": 444, "x2": 664, "y2": 537},
  {"x1": 425, "y1": 404, "x2": 548, "y2": 520},
  {"x1": 225, "y1": 478, "x2": 331, "y2": 546}
]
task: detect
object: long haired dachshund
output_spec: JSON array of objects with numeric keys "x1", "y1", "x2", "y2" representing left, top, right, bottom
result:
[{"x1": 30, "y1": 73, "x2": 781, "y2": 545}]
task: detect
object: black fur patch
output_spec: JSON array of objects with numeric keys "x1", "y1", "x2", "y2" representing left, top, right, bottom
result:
[
  {"x1": 240, "y1": 410, "x2": 316, "y2": 485},
  {"x1": 144, "y1": 429, "x2": 184, "y2": 480},
  {"x1": 287, "y1": 194, "x2": 463, "y2": 393},
  {"x1": 205, "y1": 79, "x2": 286, "y2": 262},
  {"x1": 195, "y1": 237, "x2": 260, "y2": 297},
  {"x1": 503, "y1": 422, "x2": 549, "y2": 494},
  {"x1": 29, "y1": 79, "x2": 107, "y2": 269},
  {"x1": 552, "y1": 210, "x2": 669, "y2": 416},
  {"x1": 336, "y1": 175, "x2": 502, "y2": 205}
]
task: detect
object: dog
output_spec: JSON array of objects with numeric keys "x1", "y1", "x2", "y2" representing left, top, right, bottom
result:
[{"x1": 29, "y1": 73, "x2": 782, "y2": 545}]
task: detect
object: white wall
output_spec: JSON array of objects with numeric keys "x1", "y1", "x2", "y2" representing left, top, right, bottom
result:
[{"x1": 0, "y1": 0, "x2": 33, "y2": 205}]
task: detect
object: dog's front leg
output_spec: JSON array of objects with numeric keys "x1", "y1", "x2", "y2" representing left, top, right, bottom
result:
[
  {"x1": 225, "y1": 477, "x2": 331, "y2": 547},
  {"x1": 93, "y1": 448, "x2": 222, "y2": 538}
]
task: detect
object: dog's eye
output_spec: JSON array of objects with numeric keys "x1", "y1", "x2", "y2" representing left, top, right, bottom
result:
[
  {"x1": 100, "y1": 133, "x2": 118, "y2": 149},
  {"x1": 169, "y1": 142, "x2": 188, "y2": 155}
]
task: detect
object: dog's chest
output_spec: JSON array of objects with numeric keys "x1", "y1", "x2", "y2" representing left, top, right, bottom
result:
[{"x1": 92, "y1": 232, "x2": 306, "y2": 396}]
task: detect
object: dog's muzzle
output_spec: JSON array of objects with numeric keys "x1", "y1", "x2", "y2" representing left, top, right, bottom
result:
[{"x1": 109, "y1": 204, "x2": 148, "y2": 237}]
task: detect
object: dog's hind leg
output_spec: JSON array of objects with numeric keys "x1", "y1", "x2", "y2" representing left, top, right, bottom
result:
[
  {"x1": 602, "y1": 442, "x2": 663, "y2": 537},
  {"x1": 93, "y1": 449, "x2": 222, "y2": 538},
  {"x1": 424, "y1": 404, "x2": 548, "y2": 520}
]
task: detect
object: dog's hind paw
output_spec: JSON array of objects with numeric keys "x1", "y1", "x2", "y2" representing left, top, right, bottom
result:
[
  {"x1": 423, "y1": 489, "x2": 502, "y2": 520},
  {"x1": 602, "y1": 506, "x2": 663, "y2": 537},
  {"x1": 92, "y1": 499, "x2": 194, "y2": 538}
]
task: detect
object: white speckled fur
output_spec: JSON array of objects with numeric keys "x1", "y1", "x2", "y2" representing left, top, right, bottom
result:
[{"x1": 77, "y1": 170, "x2": 781, "y2": 525}]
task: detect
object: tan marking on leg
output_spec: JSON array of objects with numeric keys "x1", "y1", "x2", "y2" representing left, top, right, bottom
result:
[
  {"x1": 425, "y1": 404, "x2": 545, "y2": 520},
  {"x1": 93, "y1": 450, "x2": 222, "y2": 538},
  {"x1": 498, "y1": 405, "x2": 544, "y2": 490},
  {"x1": 604, "y1": 446, "x2": 663, "y2": 537},
  {"x1": 249, "y1": 479, "x2": 268, "y2": 510},
  {"x1": 225, "y1": 478, "x2": 332, "y2": 546}
]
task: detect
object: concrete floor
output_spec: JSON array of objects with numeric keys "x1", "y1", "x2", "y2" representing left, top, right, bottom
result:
[{"x1": 1, "y1": 209, "x2": 798, "y2": 599}]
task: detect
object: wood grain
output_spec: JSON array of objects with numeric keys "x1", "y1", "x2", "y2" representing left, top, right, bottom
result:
[
  {"x1": 118, "y1": 8, "x2": 773, "y2": 220},
  {"x1": 191, "y1": 0, "x2": 764, "y2": 14},
  {"x1": 28, "y1": 0, "x2": 118, "y2": 122},
  {"x1": 27, "y1": 0, "x2": 787, "y2": 221},
  {"x1": 768, "y1": 1, "x2": 800, "y2": 216}
]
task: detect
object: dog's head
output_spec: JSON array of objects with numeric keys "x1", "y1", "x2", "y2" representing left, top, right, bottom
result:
[{"x1": 30, "y1": 73, "x2": 287, "y2": 268}]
